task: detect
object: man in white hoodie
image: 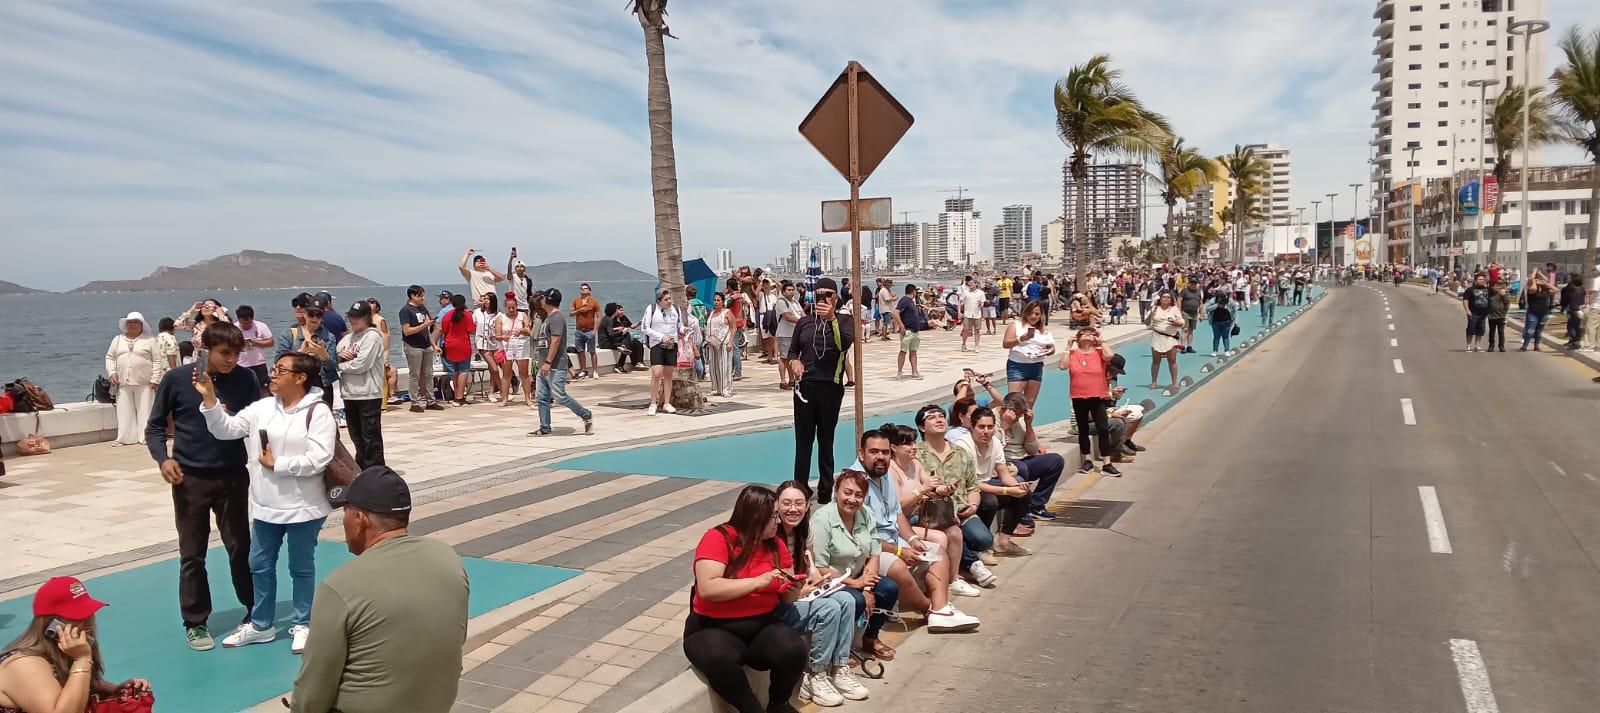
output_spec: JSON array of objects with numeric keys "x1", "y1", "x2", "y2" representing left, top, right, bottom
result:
[
  {"x1": 337, "y1": 301, "x2": 388, "y2": 468},
  {"x1": 197, "y1": 350, "x2": 337, "y2": 654}
]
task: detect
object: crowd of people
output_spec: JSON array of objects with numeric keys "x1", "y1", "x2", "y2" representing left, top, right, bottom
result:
[{"x1": 1450, "y1": 261, "x2": 1600, "y2": 353}]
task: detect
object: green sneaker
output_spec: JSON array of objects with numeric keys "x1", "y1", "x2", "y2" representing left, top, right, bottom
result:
[{"x1": 186, "y1": 624, "x2": 215, "y2": 651}]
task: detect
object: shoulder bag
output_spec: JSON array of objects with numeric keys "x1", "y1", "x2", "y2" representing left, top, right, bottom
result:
[
  {"x1": 17, "y1": 414, "x2": 50, "y2": 457},
  {"x1": 305, "y1": 404, "x2": 359, "y2": 492},
  {"x1": 914, "y1": 470, "x2": 959, "y2": 531}
]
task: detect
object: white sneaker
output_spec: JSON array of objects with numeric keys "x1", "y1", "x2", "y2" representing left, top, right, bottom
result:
[
  {"x1": 967, "y1": 561, "x2": 998, "y2": 588},
  {"x1": 830, "y1": 667, "x2": 870, "y2": 701},
  {"x1": 800, "y1": 671, "x2": 844, "y2": 707},
  {"x1": 221, "y1": 623, "x2": 276, "y2": 648},
  {"x1": 926, "y1": 606, "x2": 980, "y2": 633},
  {"x1": 647, "y1": 403, "x2": 657, "y2": 416},
  {"x1": 663, "y1": 403, "x2": 678, "y2": 414},
  {"x1": 948, "y1": 578, "x2": 982, "y2": 598},
  {"x1": 289, "y1": 624, "x2": 310, "y2": 654}
]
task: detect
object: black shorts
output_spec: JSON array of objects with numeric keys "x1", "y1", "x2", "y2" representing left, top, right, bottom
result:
[
  {"x1": 650, "y1": 344, "x2": 679, "y2": 367},
  {"x1": 247, "y1": 364, "x2": 269, "y2": 387}
]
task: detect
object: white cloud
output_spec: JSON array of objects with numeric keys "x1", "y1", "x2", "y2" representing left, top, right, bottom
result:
[{"x1": 0, "y1": 0, "x2": 1591, "y2": 290}]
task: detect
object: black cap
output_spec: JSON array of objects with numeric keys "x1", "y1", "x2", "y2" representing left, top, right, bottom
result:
[
  {"x1": 814, "y1": 277, "x2": 839, "y2": 294},
  {"x1": 328, "y1": 466, "x2": 412, "y2": 513},
  {"x1": 315, "y1": 290, "x2": 334, "y2": 303},
  {"x1": 346, "y1": 300, "x2": 373, "y2": 319},
  {"x1": 1107, "y1": 353, "x2": 1127, "y2": 377},
  {"x1": 438, "y1": 289, "x2": 453, "y2": 299},
  {"x1": 542, "y1": 287, "x2": 562, "y2": 305}
]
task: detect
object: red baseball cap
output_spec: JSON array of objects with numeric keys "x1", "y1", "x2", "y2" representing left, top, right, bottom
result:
[{"x1": 33, "y1": 577, "x2": 107, "y2": 620}]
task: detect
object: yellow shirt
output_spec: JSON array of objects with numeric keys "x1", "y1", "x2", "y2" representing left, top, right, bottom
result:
[{"x1": 997, "y1": 277, "x2": 1013, "y2": 298}]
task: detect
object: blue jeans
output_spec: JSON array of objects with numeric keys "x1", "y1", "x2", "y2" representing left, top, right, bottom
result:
[
  {"x1": 536, "y1": 369, "x2": 591, "y2": 432},
  {"x1": 248, "y1": 517, "x2": 325, "y2": 629},
  {"x1": 1521, "y1": 312, "x2": 1549, "y2": 347},
  {"x1": 732, "y1": 329, "x2": 745, "y2": 377},
  {"x1": 1014, "y1": 453, "x2": 1065, "y2": 512},
  {"x1": 778, "y1": 590, "x2": 856, "y2": 672},
  {"x1": 844, "y1": 578, "x2": 899, "y2": 642},
  {"x1": 959, "y1": 515, "x2": 994, "y2": 570},
  {"x1": 1211, "y1": 320, "x2": 1233, "y2": 352},
  {"x1": 1260, "y1": 299, "x2": 1275, "y2": 322}
]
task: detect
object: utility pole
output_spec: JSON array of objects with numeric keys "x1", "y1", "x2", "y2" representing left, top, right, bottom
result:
[
  {"x1": 1449, "y1": 135, "x2": 1459, "y2": 275},
  {"x1": 1510, "y1": 20, "x2": 1550, "y2": 286},
  {"x1": 1324, "y1": 193, "x2": 1338, "y2": 268},
  {"x1": 1467, "y1": 78, "x2": 1499, "y2": 273},
  {"x1": 1407, "y1": 145, "x2": 1420, "y2": 268},
  {"x1": 1311, "y1": 200, "x2": 1322, "y2": 268},
  {"x1": 1350, "y1": 183, "x2": 1364, "y2": 266}
]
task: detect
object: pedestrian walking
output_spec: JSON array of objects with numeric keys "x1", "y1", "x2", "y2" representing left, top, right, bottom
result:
[
  {"x1": 790, "y1": 278, "x2": 852, "y2": 504},
  {"x1": 531, "y1": 289, "x2": 593, "y2": 436}
]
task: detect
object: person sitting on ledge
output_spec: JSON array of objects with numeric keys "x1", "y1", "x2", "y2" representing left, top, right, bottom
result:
[{"x1": 0, "y1": 577, "x2": 152, "y2": 713}]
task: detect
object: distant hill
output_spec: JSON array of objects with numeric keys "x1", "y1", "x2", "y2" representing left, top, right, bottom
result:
[
  {"x1": 0, "y1": 279, "x2": 47, "y2": 295},
  {"x1": 527, "y1": 260, "x2": 654, "y2": 283},
  {"x1": 70, "y1": 251, "x2": 381, "y2": 293}
]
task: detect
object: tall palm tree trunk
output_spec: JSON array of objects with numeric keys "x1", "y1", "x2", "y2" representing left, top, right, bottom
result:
[
  {"x1": 1163, "y1": 199, "x2": 1176, "y2": 265},
  {"x1": 1072, "y1": 156, "x2": 1089, "y2": 289},
  {"x1": 1487, "y1": 168, "x2": 1506, "y2": 266},
  {"x1": 638, "y1": 4, "x2": 685, "y2": 303},
  {"x1": 1585, "y1": 159, "x2": 1600, "y2": 281}
]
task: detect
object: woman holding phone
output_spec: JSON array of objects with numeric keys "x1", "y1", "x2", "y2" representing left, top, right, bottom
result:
[
  {"x1": 684, "y1": 485, "x2": 808, "y2": 713},
  {"x1": 1059, "y1": 327, "x2": 1120, "y2": 476},
  {"x1": 1000, "y1": 300, "x2": 1054, "y2": 408},
  {"x1": 495, "y1": 293, "x2": 533, "y2": 408},
  {"x1": 771, "y1": 483, "x2": 867, "y2": 707},
  {"x1": 0, "y1": 577, "x2": 152, "y2": 713},
  {"x1": 1147, "y1": 292, "x2": 1184, "y2": 389},
  {"x1": 196, "y1": 351, "x2": 336, "y2": 655}
]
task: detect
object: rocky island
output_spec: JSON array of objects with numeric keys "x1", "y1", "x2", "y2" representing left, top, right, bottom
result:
[{"x1": 69, "y1": 251, "x2": 381, "y2": 293}]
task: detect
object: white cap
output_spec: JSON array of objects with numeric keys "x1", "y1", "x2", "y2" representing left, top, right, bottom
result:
[{"x1": 120, "y1": 311, "x2": 147, "y2": 333}]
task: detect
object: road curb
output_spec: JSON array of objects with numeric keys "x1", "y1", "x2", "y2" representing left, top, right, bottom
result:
[{"x1": 1402, "y1": 282, "x2": 1600, "y2": 372}]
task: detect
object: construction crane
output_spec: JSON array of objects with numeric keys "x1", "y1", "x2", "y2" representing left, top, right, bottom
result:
[
  {"x1": 940, "y1": 186, "x2": 970, "y2": 207},
  {"x1": 898, "y1": 210, "x2": 924, "y2": 224}
]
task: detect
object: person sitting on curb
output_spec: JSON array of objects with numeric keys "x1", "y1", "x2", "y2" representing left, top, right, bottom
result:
[
  {"x1": 772, "y1": 483, "x2": 869, "y2": 707},
  {"x1": 907, "y1": 410, "x2": 990, "y2": 594},
  {"x1": 809, "y1": 469, "x2": 900, "y2": 664},
  {"x1": 0, "y1": 577, "x2": 152, "y2": 713}
]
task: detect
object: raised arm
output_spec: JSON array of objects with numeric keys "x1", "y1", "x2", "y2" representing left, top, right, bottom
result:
[{"x1": 458, "y1": 248, "x2": 474, "y2": 279}]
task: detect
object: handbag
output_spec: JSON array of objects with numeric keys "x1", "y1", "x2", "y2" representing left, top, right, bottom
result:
[
  {"x1": 92, "y1": 375, "x2": 117, "y2": 404},
  {"x1": 1231, "y1": 323, "x2": 1241, "y2": 337},
  {"x1": 675, "y1": 344, "x2": 695, "y2": 369},
  {"x1": 914, "y1": 471, "x2": 960, "y2": 531},
  {"x1": 17, "y1": 414, "x2": 50, "y2": 457},
  {"x1": 305, "y1": 404, "x2": 359, "y2": 493},
  {"x1": 88, "y1": 688, "x2": 155, "y2": 713}
]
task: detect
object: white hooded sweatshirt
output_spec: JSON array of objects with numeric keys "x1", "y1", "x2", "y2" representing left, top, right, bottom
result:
[{"x1": 201, "y1": 387, "x2": 335, "y2": 524}]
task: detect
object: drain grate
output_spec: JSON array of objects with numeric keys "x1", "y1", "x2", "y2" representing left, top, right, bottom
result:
[{"x1": 1048, "y1": 499, "x2": 1132, "y2": 529}]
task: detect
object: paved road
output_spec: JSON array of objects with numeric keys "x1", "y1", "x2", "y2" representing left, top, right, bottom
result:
[{"x1": 857, "y1": 282, "x2": 1600, "y2": 713}]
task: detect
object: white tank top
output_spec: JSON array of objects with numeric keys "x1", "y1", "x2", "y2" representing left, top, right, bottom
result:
[{"x1": 1007, "y1": 320, "x2": 1055, "y2": 364}]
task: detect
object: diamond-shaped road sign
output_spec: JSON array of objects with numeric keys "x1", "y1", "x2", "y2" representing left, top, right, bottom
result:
[{"x1": 798, "y1": 62, "x2": 913, "y2": 185}]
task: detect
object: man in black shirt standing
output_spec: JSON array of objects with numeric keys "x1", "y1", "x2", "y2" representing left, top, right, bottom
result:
[
  {"x1": 146, "y1": 321, "x2": 260, "y2": 652},
  {"x1": 1461, "y1": 274, "x2": 1492, "y2": 352},
  {"x1": 788, "y1": 277, "x2": 853, "y2": 504},
  {"x1": 397, "y1": 285, "x2": 445, "y2": 413}
]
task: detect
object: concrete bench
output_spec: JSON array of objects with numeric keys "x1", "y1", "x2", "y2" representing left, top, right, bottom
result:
[{"x1": 0, "y1": 402, "x2": 117, "y2": 457}]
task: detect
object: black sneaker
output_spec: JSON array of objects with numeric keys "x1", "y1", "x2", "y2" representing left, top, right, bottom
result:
[
  {"x1": 1078, "y1": 460, "x2": 1094, "y2": 474},
  {"x1": 528, "y1": 429, "x2": 552, "y2": 437},
  {"x1": 409, "y1": 404, "x2": 424, "y2": 413},
  {"x1": 1029, "y1": 508, "x2": 1057, "y2": 521},
  {"x1": 426, "y1": 402, "x2": 447, "y2": 411},
  {"x1": 1124, "y1": 440, "x2": 1147, "y2": 452},
  {"x1": 1101, "y1": 463, "x2": 1122, "y2": 477}
]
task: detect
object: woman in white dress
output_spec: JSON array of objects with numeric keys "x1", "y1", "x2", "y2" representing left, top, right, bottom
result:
[
  {"x1": 495, "y1": 293, "x2": 533, "y2": 408},
  {"x1": 473, "y1": 292, "x2": 503, "y2": 401},
  {"x1": 704, "y1": 292, "x2": 735, "y2": 397},
  {"x1": 1000, "y1": 301, "x2": 1055, "y2": 408},
  {"x1": 1147, "y1": 292, "x2": 1185, "y2": 389},
  {"x1": 105, "y1": 312, "x2": 162, "y2": 445}
]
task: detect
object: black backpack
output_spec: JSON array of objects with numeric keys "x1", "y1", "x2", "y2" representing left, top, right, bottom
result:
[{"x1": 91, "y1": 375, "x2": 116, "y2": 404}]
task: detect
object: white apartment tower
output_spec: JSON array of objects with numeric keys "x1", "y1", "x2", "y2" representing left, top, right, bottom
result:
[
  {"x1": 1371, "y1": 0, "x2": 1547, "y2": 187},
  {"x1": 1244, "y1": 143, "x2": 1293, "y2": 226},
  {"x1": 993, "y1": 204, "x2": 1034, "y2": 267},
  {"x1": 715, "y1": 248, "x2": 733, "y2": 274},
  {"x1": 939, "y1": 198, "x2": 982, "y2": 266},
  {"x1": 1062, "y1": 162, "x2": 1144, "y2": 262}
]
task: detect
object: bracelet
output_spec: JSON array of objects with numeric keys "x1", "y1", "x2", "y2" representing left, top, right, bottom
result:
[
  {"x1": 895, "y1": 545, "x2": 903, "y2": 558},
  {"x1": 70, "y1": 667, "x2": 92, "y2": 675}
]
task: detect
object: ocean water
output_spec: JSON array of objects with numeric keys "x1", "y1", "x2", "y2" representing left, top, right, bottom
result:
[{"x1": 0, "y1": 280, "x2": 657, "y2": 402}]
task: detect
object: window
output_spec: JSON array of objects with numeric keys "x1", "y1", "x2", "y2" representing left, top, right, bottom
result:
[
  {"x1": 1483, "y1": 0, "x2": 1500, "y2": 8},
  {"x1": 1440, "y1": 1, "x2": 1449, "y2": 6},
  {"x1": 1566, "y1": 224, "x2": 1591, "y2": 242},
  {"x1": 1438, "y1": 160, "x2": 1448, "y2": 166},
  {"x1": 1440, "y1": 22, "x2": 1450, "y2": 29},
  {"x1": 1408, "y1": 122, "x2": 1422, "y2": 128},
  {"x1": 1410, "y1": 64, "x2": 1424, "y2": 70},
  {"x1": 1440, "y1": 42, "x2": 1450, "y2": 49},
  {"x1": 1409, "y1": 44, "x2": 1423, "y2": 51},
  {"x1": 1438, "y1": 101, "x2": 1449, "y2": 107},
  {"x1": 1438, "y1": 120, "x2": 1449, "y2": 126},
  {"x1": 1406, "y1": 140, "x2": 1421, "y2": 148},
  {"x1": 1409, "y1": 3, "x2": 1422, "y2": 8},
  {"x1": 1437, "y1": 81, "x2": 1448, "y2": 88},
  {"x1": 1487, "y1": 39, "x2": 1497, "y2": 46},
  {"x1": 1531, "y1": 201, "x2": 1560, "y2": 211},
  {"x1": 1407, "y1": 160, "x2": 1420, "y2": 167},
  {"x1": 1409, "y1": 24, "x2": 1423, "y2": 31},
  {"x1": 1487, "y1": 18, "x2": 1496, "y2": 25},
  {"x1": 1408, "y1": 102, "x2": 1422, "y2": 109},
  {"x1": 1507, "y1": 55, "x2": 1513, "y2": 70},
  {"x1": 1414, "y1": 83, "x2": 1427, "y2": 89},
  {"x1": 1486, "y1": 157, "x2": 1496, "y2": 165},
  {"x1": 1566, "y1": 201, "x2": 1579, "y2": 215},
  {"x1": 1438, "y1": 139, "x2": 1449, "y2": 146},
  {"x1": 1567, "y1": 200, "x2": 1594, "y2": 215},
  {"x1": 1507, "y1": 36, "x2": 1514, "y2": 50},
  {"x1": 1486, "y1": 59, "x2": 1496, "y2": 66}
]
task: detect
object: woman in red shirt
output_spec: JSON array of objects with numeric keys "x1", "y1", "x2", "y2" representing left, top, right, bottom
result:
[
  {"x1": 437, "y1": 293, "x2": 476, "y2": 406},
  {"x1": 1058, "y1": 327, "x2": 1120, "y2": 477},
  {"x1": 685, "y1": 485, "x2": 808, "y2": 713}
]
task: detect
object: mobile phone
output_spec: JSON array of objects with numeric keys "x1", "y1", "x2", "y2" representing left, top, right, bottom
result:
[
  {"x1": 258, "y1": 430, "x2": 269, "y2": 449},
  {"x1": 44, "y1": 619, "x2": 66, "y2": 641},
  {"x1": 781, "y1": 569, "x2": 805, "y2": 582}
]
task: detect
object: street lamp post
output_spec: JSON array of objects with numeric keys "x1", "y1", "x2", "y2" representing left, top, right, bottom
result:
[
  {"x1": 1311, "y1": 200, "x2": 1322, "y2": 268},
  {"x1": 1509, "y1": 19, "x2": 1550, "y2": 286},
  {"x1": 1350, "y1": 183, "x2": 1364, "y2": 267},
  {"x1": 1324, "y1": 192, "x2": 1338, "y2": 268},
  {"x1": 1407, "y1": 145, "x2": 1420, "y2": 268},
  {"x1": 1467, "y1": 77, "x2": 1499, "y2": 273}
]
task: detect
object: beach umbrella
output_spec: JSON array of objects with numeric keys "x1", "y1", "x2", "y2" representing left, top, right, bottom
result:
[{"x1": 805, "y1": 246, "x2": 822, "y2": 297}]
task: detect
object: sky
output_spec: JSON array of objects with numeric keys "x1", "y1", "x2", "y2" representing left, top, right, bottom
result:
[{"x1": 1, "y1": 0, "x2": 1591, "y2": 291}]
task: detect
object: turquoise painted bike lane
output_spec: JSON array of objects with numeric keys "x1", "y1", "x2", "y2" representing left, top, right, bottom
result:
[{"x1": 558, "y1": 288, "x2": 1325, "y2": 482}]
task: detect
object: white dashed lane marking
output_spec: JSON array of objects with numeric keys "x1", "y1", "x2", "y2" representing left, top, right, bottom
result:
[
  {"x1": 1391, "y1": 338, "x2": 1399, "y2": 347},
  {"x1": 1449, "y1": 639, "x2": 1501, "y2": 713},
  {"x1": 1401, "y1": 398, "x2": 1416, "y2": 425},
  {"x1": 1419, "y1": 486, "x2": 1453, "y2": 554}
]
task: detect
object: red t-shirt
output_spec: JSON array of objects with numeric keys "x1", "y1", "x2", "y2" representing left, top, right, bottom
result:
[
  {"x1": 1066, "y1": 348, "x2": 1109, "y2": 400},
  {"x1": 439, "y1": 311, "x2": 476, "y2": 362},
  {"x1": 691, "y1": 526, "x2": 793, "y2": 619}
]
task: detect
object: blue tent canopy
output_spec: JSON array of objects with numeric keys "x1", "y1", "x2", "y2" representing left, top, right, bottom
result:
[{"x1": 656, "y1": 258, "x2": 720, "y2": 307}]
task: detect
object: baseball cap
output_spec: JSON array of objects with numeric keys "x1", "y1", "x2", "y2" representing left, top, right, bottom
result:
[
  {"x1": 34, "y1": 576, "x2": 108, "y2": 620},
  {"x1": 814, "y1": 277, "x2": 839, "y2": 294},
  {"x1": 437, "y1": 289, "x2": 453, "y2": 299},
  {"x1": 328, "y1": 465, "x2": 412, "y2": 513},
  {"x1": 473, "y1": 254, "x2": 487, "y2": 263},
  {"x1": 542, "y1": 287, "x2": 562, "y2": 305},
  {"x1": 345, "y1": 300, "x2": 373, "y2": 319}
]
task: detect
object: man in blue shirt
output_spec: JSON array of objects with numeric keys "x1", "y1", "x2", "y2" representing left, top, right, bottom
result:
[{"x1": 278, "y1": 300, "x2": 339, "y2": 406}]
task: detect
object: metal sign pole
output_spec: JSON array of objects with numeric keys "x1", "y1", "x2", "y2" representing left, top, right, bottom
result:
[{"x1": 846, "y1": 62, "x2": 865, "y2": 447}]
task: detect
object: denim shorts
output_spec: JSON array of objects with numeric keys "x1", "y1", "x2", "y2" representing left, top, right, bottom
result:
[
  {"x1": 574, "y1": 329, "x2": 597, "y2": 353},
  {"x1": 441, "y1": 357, "x2": 473, "y2": 375},
  {"x1": 1465, "y1": 314, "x2": 1487, "y2": 337},
  {"x1": 1006, "y1": 359, "x2": 1043, "y2": 382}
]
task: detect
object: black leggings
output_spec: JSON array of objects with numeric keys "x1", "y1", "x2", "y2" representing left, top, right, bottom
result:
[
  {"x1": 1072, "y1": 397, "x2": 1112, "y2": 461},
  {"x1": 1487, "y1": 318, "x2": 1506, "y2": 349},
  {"x1": 683, "y1": 611, "x2": 806, "y2": 713}
]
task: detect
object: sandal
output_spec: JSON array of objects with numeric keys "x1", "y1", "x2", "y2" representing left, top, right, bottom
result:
[{"x1": 863, "y1": 638, "x2": 896, "y2": 661}]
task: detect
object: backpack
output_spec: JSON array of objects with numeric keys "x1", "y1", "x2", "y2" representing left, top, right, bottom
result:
[
  {"x1": 306, "y1": 403, "x2": 359, "y2": 493},
  {"x1": 761, "y1": 305, "x2": 779, "y2": 335},
  {"x1": 6, "y1": 379, "x2": 52, "y2": 413},
  {"x1": 91, "y1": 375, "x2": 117, "y2": 404}
]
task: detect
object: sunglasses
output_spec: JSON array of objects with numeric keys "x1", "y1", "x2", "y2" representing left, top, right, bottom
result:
[{"x1": 814, "y1": 291, "x2": 837, "y2": 300}]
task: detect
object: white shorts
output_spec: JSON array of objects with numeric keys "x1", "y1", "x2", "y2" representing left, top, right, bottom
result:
[
  {"x1": 983, "y1": 306, "x2": 997, "y2": 318},
  {"x1": 502, "y1": 336, "x2": 529, "y2": 361}
]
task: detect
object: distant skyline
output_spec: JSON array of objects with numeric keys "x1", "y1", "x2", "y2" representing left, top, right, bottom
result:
[{"x1": 2, "y1": 0, "x2": 1590, "y2": 290}]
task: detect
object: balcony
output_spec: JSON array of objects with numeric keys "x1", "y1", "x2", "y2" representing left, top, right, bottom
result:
[
  {"x1": 1374, "y1": 0, "x2": 1394, "y2": 20},
  {"x1": 1373, "y1": 93, "x2": 1393, "y2": 111},
  {"x1": 1374, "y1": 18, "x2": 1394, "y2": 39},
  {"x1": 1374, "y1": 36, "x2": 1394, "y2": 55},
  {"x1": 1372, "y1": 73, "x2": 1393, "y2": 92},
  {"x1": 1375, "y1": 54, "x2": 1393, "y2": 74}
]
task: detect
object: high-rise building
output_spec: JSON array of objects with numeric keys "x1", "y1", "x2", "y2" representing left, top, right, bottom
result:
[
  {"x1": 816, "y1": 241, "x2": 834, "y2": 272},
  {"x1": 886, "y1": 223, "x2": 921, "y2": 270},
  {"x1": 992, "y1": 204, "x2": 1033, "y2": 267},
  {"x1": 715, "y1": 248, "x2": 733, "y2": 274},
  {"x1": 939, "y1": 198, "x2": 981, "y2": 266},
  {"x1": 1189, "y1": 177, "x2": 1231, "y2": 235},
  {"x1": 1243, "y1": 143, "x2": 1293, "y2": 226},
  {"x1": 789, "y1": 238, "x2": 812, "y2": 273},
  {"x1": 1062, "y1": 162, "x2": 1143, "y2": 262},
  {"x1": 1040, "y1": 217, "x2": 1065, "y2": 266},
  {"x1": 1371, "y1": 0, "x2": 1548, "y2": 191},
  {"x1": 921, "y1": 222, "x2": 945, "y2": 267}
]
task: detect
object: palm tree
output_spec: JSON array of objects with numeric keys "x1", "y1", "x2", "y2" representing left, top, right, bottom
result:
[
  {"x1": 1220, "y1": 145, "x2": 1270, "y2": 262},
  {"x1": 1186, "y1": 221, "x2": 1221, "y2": 263},
  {"x1": 1550, "y1": 26, "x2": 1600, "y2": 281},
  {"x1": 1156, "y1": 136, "x2": 1223, "y2": 264},
  {"x1": 631, "y1": 0, "x2": 686, "y2": 302},
  {"x1": 1055, "y1": 54, "x2": 1169, "y2": 288},
  {"x1": 1485, "y1": 86, "x2": 1555, "y2": 265}
]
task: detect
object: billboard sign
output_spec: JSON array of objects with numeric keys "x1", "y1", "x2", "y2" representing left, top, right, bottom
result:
[{"x1": 1459, "y1": 180, "x2": 1480, "y2": 216}]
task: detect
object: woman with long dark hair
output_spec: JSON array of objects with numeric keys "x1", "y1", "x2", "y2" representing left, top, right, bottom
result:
[
  {"x1": 772, "y1": 483, "x2": 865, "y2": 706},
  {"x1": 1147, "y1": 292, "x2": 1184, "y2": 389},
  {"x1": 1207, "y1": 288, "x2": 1235, "y2": 356},
  {"x1": 438, "y1": 293, "x2": 476, "y2": 405},
  {"x1": 472, "y1": 293, "x2": 503, "y2": 401},
  {"x1": 0, "y1": 577, "x2": 151, "y2": 712},
  {"x1": 1000, "y1": 300, "x2": 1054, "y2": 408},
  {"x1": 685, "y1": 485, "x2": 807, "y2": 713}
]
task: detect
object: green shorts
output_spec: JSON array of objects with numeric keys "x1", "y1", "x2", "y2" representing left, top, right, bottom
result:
[{"x1": 899, "y1": 331, "x2": 921, "y2": 352}]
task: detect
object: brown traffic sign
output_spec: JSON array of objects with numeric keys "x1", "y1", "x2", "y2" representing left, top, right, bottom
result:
[{"x1": 798, "y1": 62, "x2": 913, "y2": 185}]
